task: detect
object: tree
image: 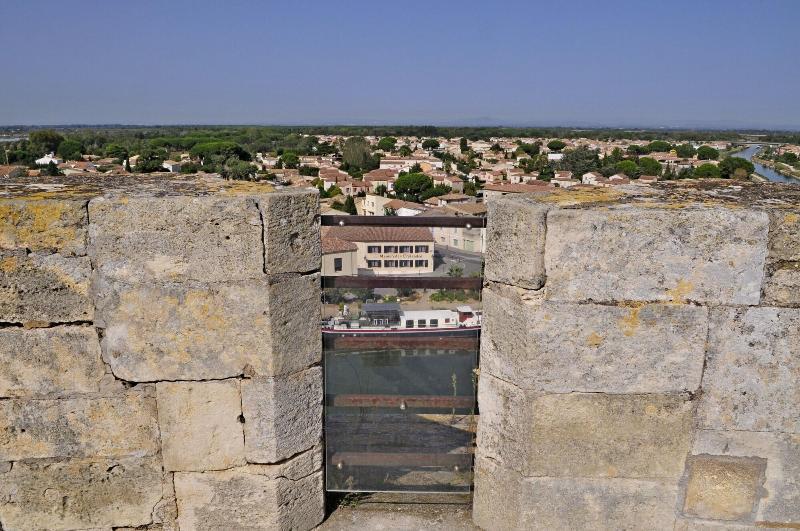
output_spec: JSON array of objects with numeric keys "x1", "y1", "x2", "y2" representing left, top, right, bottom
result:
[
  {"x1": 490, "y1": 142, "x2": 503, "y2": 153},
  {"x1": 615, "y1": 160, "x2": 638, "y2": 176},
  {"x1": 29, "y1": 129, "x2": 64, "y2": 154},
  {"x1": 279, "y1": 152, "x2": 299, "y2": 169},
  {"x1": 299, "y1": 165, "x2": 319, "y2": 176},
  {"x1": 223, "y1": 159, "x2": 256, "y2": 180},
  {"x1": 374, "y1": 183, "x2": 388, "y2": 196},
  {"x1": 341, "y1": 137, "x2": 375, "y2": 169},
  {"x1": 561, "y1": 146, "x2": 601, "y2": 177},
  {"x1": 398, "y1": 145, "x2": 412, "y2": 157},
  {"x1": 377, "y1": 137, "x2": 397, "y2": 152},
  {"x1": 104, "y1": 143, "x2": 128, "y2": 161},
  {"x1": 464, "y1": 181, "x2": 479, "y2": 196},
  {"x1": 419, "y1": 184, "x2": 451, "y2": 201},
  {"x1": 447, "y1": 265, "x2": 464, "y2": 278},
  {"x1": 627, "y1": 144, "x2": 649, "y2": 155},
  {"x1": 607, "y1": 147, "x2": 624, "y2": 164},
  {"x1": 422, "y1": 138, "x2": 440, "y2": 150},
  {"x1": 57, "y1": 139, "x2": 83, "y2": 161},
  {"x1": 547, "y1": 140, "x2": 566, "y2": 152},
  {"x1": 645, "y1": 140, "x2": 672, "y2": 153},
  {"x1": 342, "y1": 195, "x2": 357, "y2": 215},
  {"x1": 694, "y1": 163, "x2": 721, "y2": 178},
  {"x1": 675, "y1": 144, "x2": 696, "y2": 158},
  {"x1": 697, "y1": 145, "x2": 720, "y2": 160},
  {"x1": 43, "y1": 161, "x2": 62, "y2": 176},
  {"x1": 718, "y1": 157, "x2": 754, "y2": 179},
  {"x1": 190, "y1": 141, "x2": 250, "y2": 161},
  {"x1": 394, "y1": 173, "x2": 433, "y2": 203},
  {"x1": 459, "y1": 137, "x2": 468, "y2": 152},
  {"x1": 638, "y1": 157, "x2": 663, "y2": 176}
]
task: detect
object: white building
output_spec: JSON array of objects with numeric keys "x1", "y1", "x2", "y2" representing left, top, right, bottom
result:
[{"x1": 35, "y1": 153, "x2": 62, "y2": 166}]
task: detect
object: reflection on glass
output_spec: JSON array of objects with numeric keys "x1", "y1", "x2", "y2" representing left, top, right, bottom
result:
[{"x1": 323, "y1": 287, "x2": 480, "y2": 493}]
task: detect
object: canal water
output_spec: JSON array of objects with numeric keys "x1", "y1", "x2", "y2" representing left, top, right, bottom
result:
[{"x1": 734, "y1": 145, "x2": 798, "y2": 183}]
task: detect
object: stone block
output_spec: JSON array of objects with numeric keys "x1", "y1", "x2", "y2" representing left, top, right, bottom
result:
[
  {"x1": 258, "y1": 189, "x2": 321, "y2": 274},
  {"x1": 767, "y1": 209, "x2": 800, "y2": 262},
  {"x1": 474, "y1": 373, "x2": 528, "y2": 467},
  {"x1": 692, "y1": 430, "x2": 800, "y2": 525},
  {"x1": 484, "y1": 196, "x2": 549, "y2": 289},
  {"x1": 481, "y1": 284, "x2": 707, "y2": 393},
  {"x1": 527, "y1": 392, "x2": 693, "y2": 480},
  {"x1": 681, "y1": 455, "x2": 766, "y2": 522},
  {"x1": 544, "y1": 206, "x2": 769, "y2": 305},
  {"x1": 0, "y1": 325, "x2": 104, "y2": 398},
  {"x1": 88, "y1": 195, "x2": 265, "y2": 283},
  {"x1": 174, "y1": 446, "x2": 324, "y2": 531},
  {"x1": 0, "y1": 198, "x2": 88, "y2": 256},
  {"x1": 156, "y1": 380, "x2": 245, "y2": 472},
  {"x1": 0, "y1": 250, "x2": 93, "y2": 324},
  {"x1": 698, "y1": 307, "x2": 800, "y2": 433},
  {"x1": 474, "y1": 457, "x2": 677, "y2": 531},
  {"x1": 763, "y1": 265, "x2": 800, "y2": 307},
  {"x1": 0, "y1": 456, "x2": 163, "y2": 531},
  {"x1": 674, "y1": 518, "x2": 759, "y2": 530},
  {"x1": 0, "y1": 391, "x2": 159, "y2": 461},
  {"x1": 241, "y1": 366, "x2": 322, "y2": 463},
  {"x1": 96, "y1": 274, "x2": 320, "y2": 381}
]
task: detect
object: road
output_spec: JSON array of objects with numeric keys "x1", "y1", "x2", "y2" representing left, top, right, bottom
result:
[{"x1": 432, "y1": 246, "x2": 483, "y2": 277}]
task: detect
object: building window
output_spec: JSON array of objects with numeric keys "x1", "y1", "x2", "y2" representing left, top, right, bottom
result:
[
  {"x1": 406, "y1": 320, "x2": 414, "y2": 328},
  {"x1": 367, "y1": 260, "x2": 381, "y2": 267},
  {"x1": 399, "y1": 260, "x2": 412, "y2": 267},
  {"x1": 453, "y1": 239, "x2": 459, "y2": 246},
  {"x1": 429, "y1": 319, "x2": 439, "y2": 328},
  {"x1": 384, "y1": 260, "x2": 398, "y2": 267},
  {"x1": 384, "y1": 245, "x2": 398, "y2": 253},
  {"x1": 418, "y1": 319, "x2": 427, "y2": 328},
  {"x1": 399, "y1": 245, "x2": 413, "y2": 253},
  {"x1": 415, "y1": 245, "x2": 429, "y2": 253},
  {"x1": 334, "y1": 257, "x2": 343, "y2": 272},
  {"x1": 415, "y1": 260, "x2": 428, "y2": 268},
  {"x1": 367, "y1": 246, "x2": 380, "y2": 253}
]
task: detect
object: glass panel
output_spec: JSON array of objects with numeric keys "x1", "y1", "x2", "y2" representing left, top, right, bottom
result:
[{"x1": 321, "y1": 215, "x2": 484, "y2": 493}]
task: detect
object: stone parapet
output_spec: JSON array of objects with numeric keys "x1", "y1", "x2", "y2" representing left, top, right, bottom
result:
[
  {"x1": 475, "y1": 181, "x2": 800, "y2": 530},
  {"x1": 0, "y1": 175, "x2": 324, "y2": 531}
]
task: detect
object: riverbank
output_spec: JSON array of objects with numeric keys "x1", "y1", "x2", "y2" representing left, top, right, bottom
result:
[{"x1": 753, "y1": 155, "x2": 800, "y2": 181}]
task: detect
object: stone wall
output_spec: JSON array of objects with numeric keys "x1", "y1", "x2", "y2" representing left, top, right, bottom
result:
[
  {"x1": 475, "y1": 183, "x2": 800, "y2": 530},
  {"x1": 0, "y1": 176, "x2": 324, "y2": 531}
]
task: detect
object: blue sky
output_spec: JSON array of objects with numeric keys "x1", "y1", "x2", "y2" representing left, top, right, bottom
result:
[{"x1": 1, "y1": 0, "x2": 798, "y2": 128}]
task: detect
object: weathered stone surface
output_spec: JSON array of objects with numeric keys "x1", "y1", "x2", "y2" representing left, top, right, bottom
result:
[
  {"x1": 698, "y1": 307, "x2": 800, "y2": 433},
  {"x1": 674, "y1": 518, "x2": 759, "y2": 530},
  {"x1": 0, "y1": 391, "x2": 159, "y2": 460},
  {"x1": 0, "y1": 198, "x2": 88, "y2": 256},
  {"x1": 88, "y1": 195, "x2": 265, "y2": 283},
  {"x1": 692, "y1": 430, "x2": 800, "y2": 525},
  {"x1": 767, "y1": 210, "x2": 800, "y2": 262},
  {"x1": 481, "y1": 284, "x2": 708, "y2": 393},
  {"x1": 0, "y1": 250, "x2": 93, "y2": 324},
  {"x1": 0, "y1": 325, "x2": 104, "y2": 398},
  {"x1": 478, "y1": 384, "x2": 694, "y2": 479},
  {"x1": 259, "y1": 189, "x2": 321, "y2": 274},
  {"x1": 763, "y1": 265, "x2": 800, "y2": 307},
  {"x1": 242, "y1": 366, "x2": 322, "y2": 463},
  {"x1": 484, "y1": 196, "x2": 549, "y2": 289},
  {"x1": 96, "y1": 274, "x2": 320, "y2": 381},
  {"x1": 473, "y1": 457, "x2": 677, "y2": 531},
  {"x1": 529, "y1": 393, "x2": 694, "y2": 480},
  {"x1": 156, "y1": 380, "x2": 245, "y2": 472},
  {"x1": 174, "y1": 446, "x2": 324, "y2": 531},
  {"x1": 544, "y1": 206, "x2": 769, "y2": 305},
  {"x1": 475, "y1": 373, "x2": 528, "y2": 468},
  {"x1": 0, "y1": 456, "x2": 163, "y2": 531},
  {"x1": 682, "y1": 455, "x2": 766, "y2": 522}
]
